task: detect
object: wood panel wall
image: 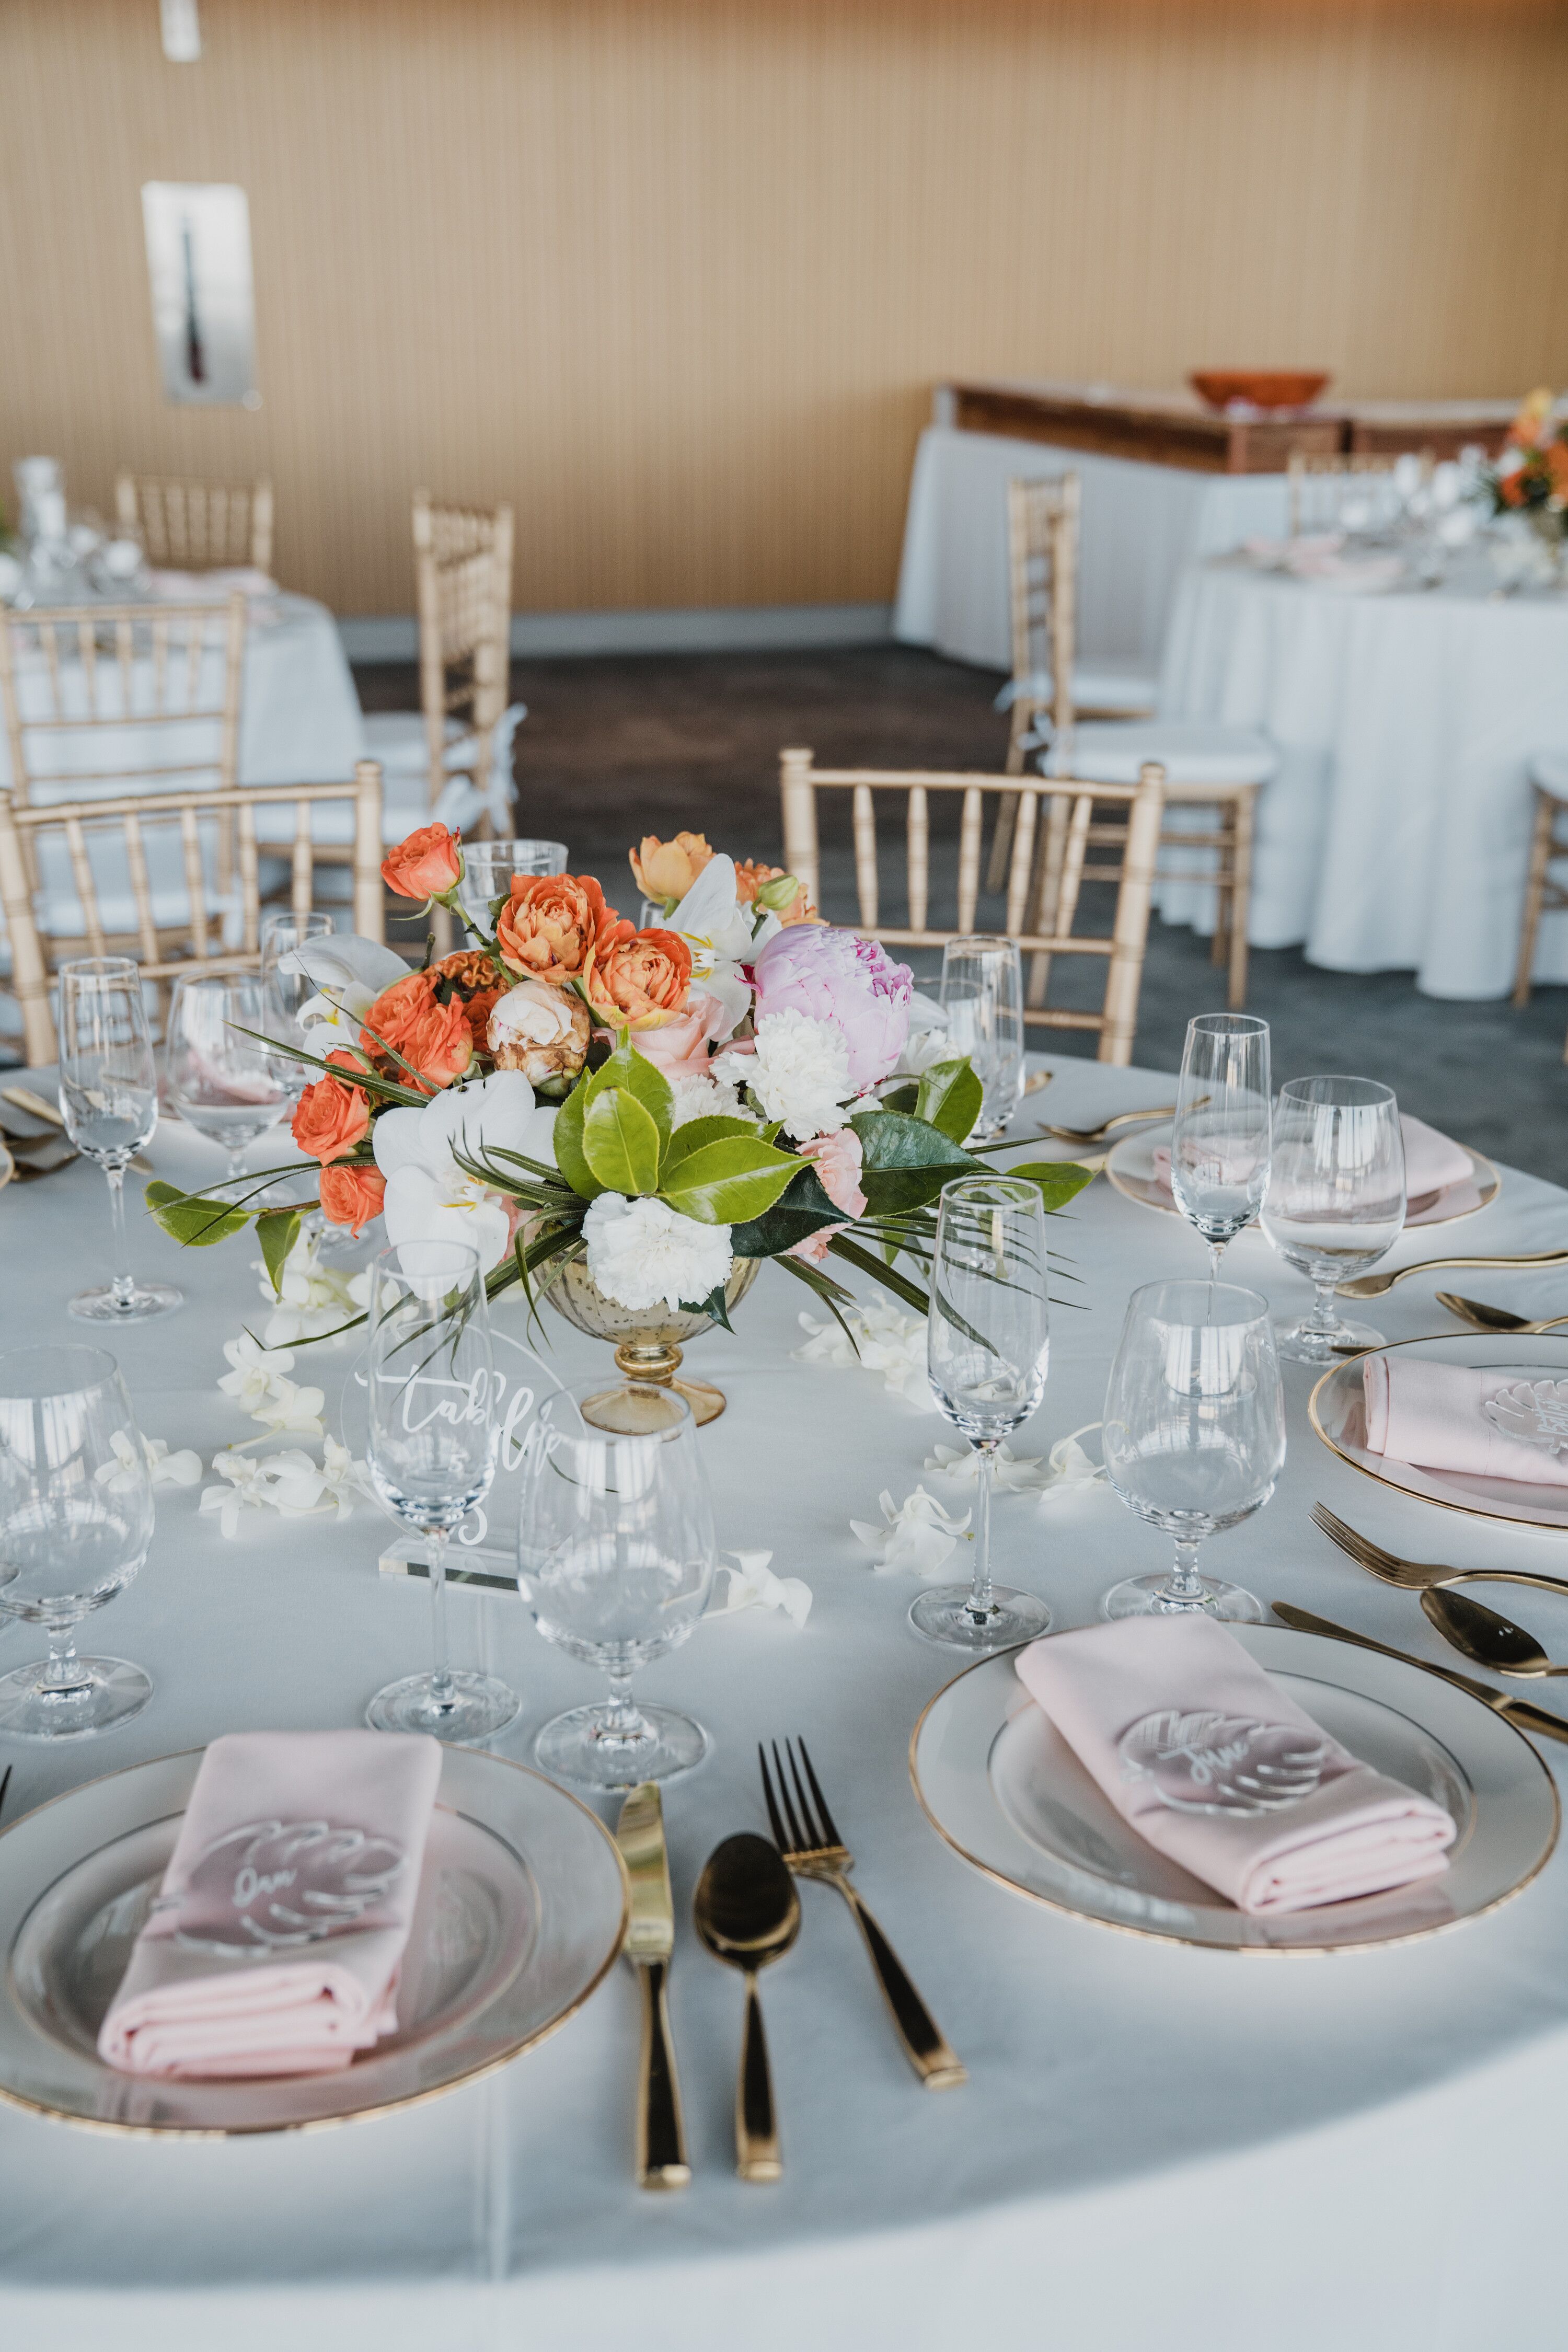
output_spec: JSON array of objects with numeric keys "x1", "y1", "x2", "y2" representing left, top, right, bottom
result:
[{"x1": 4, "y1": 0, "x2": 1567, "y2": 616}]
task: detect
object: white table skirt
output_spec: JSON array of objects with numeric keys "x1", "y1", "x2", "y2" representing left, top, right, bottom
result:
[
  {"x1": 1156, "y1": 560, "x2": 1568, "y2": 998},
  {"x1": 6, "y1": 1059, "x2": 1568, "y2": 2349},
  {"x1": 893, "y1": 424, "x2": 1289, "y2": 674}
]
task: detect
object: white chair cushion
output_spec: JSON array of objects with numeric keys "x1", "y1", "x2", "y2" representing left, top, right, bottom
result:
[
  {"x1": 1531, "y1": 747, "x2": 1568, "y2": 797},
  {"x1": 1045, "y1": 721, "x2": 1277, "y2": 788},
  {"x1": 361, "y1": 713, "x2": 464, "y2": 775},
  {"x1": 996, "y1": 660, "x2": 1158, "y2": 715}
]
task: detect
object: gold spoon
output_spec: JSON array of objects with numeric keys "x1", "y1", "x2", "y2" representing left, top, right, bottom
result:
[
  {"x1": 1435, "y1": 1291, "x2": 1568, "y2": 1336},
  {"x1": 1422, "y1": 1586, "x2": 1568, "y2": 1680},
  {"x1": 693, "y1": 1832, "x2": 800, "y2": 2183}
]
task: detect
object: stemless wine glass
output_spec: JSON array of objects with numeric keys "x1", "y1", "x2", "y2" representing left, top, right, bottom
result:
[
  {"x1": 165, "y1": 971, "x2": 291, "y2": 1199},
  {"x1": 1100, "y1": 1281, "x2": 1285, "y2": 1623},
  {"x1": 910, "y1": 1175, "x2": 1052, "y2": 1651},
  {"x1": 516, "y1": 1379, "x2": 717, "y2": 1788},
  {"x1": 0, "y1": 1344, "x2": 156, "y2": 1738},
  {"x1": 57, "y1": 958, "x2": 182, "y2": 1322},
  {"x1": 363, "y1": 1239, "x2": 517, "y2": 1743},
  {"x1": 1261, "y1": 1077, "x2": 1406, "y2": 1363},
  {"x1": 940, "y1": 937, "x2": 1024, "y2": 1140},
  {"x1": 1169, "y1": 1012, "x2": 1271, "y2": 1277}
]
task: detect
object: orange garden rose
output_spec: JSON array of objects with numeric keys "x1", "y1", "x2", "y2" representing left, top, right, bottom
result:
[
  {"x1": 381, "y1": 823, "x2": 464, "y2": 902},
  {"x1": 584, "y1": 927, "x2": 693, "y2": 1030},
  {"x1": 291, "y1": 1051, "x2": 372, "y2": 1163},
  {"x1": 629, "y1": 833, "x2": 713, "y2": 904},
  {"x1": 495, "y1": 873, "x2": 617, "y2": 983},
  {"x1": 733, "y1": 859, "x2": 822, "y2": 926},
  {"x1": 430, "y1": 949, "x2": 506, "y2": 1048},
  {"x1": 361, "y1": 970, "x2": 474, "y2": 1092},
  {"x1": 319, "y1": 1162, "x2": 387, "y2": 1235}
]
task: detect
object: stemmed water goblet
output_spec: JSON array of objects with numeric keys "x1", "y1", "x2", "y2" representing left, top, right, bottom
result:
[
  {"x1": 516, "y1": 1378, "x2": 717, "y2": 1788},
  {"x1": 939, "y1": 937, "x2": 1024, "y2": 1140},
  {"x1": 165, "y1": 971, "x2": 291, "y2": 1202},
  {"x1": 1260, "y1": 1077, "x2": 1406, "y2": 1363},
  {"x1": 363, "y1": 1239, "x2": 519, "y2": 1743},
  {"x1": 260, "y1": 910, "x2": 350, "y2": 1232},
  {"x1": 0, "y1": 1344, "x2": 156, "y2": 1737},
  {"x1": 909, "y1": 1175, "x2": 1052, "y2": 1651},
  {"x1": 1169, "y1": 1012, "x2": 1271, "y2": 1277},
  {"x1": 1100, "y1": 1280, "x2": 1285, "y2": 1623},
  {"x1": 57, "y1": 958, "x2": 182, "y2": 1322}
]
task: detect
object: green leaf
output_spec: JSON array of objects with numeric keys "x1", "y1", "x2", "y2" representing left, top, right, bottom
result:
[
  {"x1": 661, "y1": 1114, "x2": 763, "y2": 1168},
  {"x1": 257, "y1": 1207, "x2": 302, "y2": 1294},
  {"x1": 552, "y1": 1077, "x2": 604, "y2": 1201},
  {"x1": 849, "y1": 1110, "x2": 985, "y2": 1216},
  {"x1": 825, "y1": 1232, "x2": 931, "y2": 1317},
  {"x1": 729, "y1": 1161, "x2": 844, "y2": 1258},
  {"x1": 677, "y1": 1280, "x2": 735, "y2": 1331},
  {"x1": 877, "y1": 1082, "x2": 919, "y2": 1115},
  {"x1": 915, "y1": 1056, "x2": 985, "y2": 1146},
  {"x1": 658, "y1": 1133, "x2": 801, "y2": 1226},
  {"x1": 1001, "y1": 1159, "x2": 1098, "y2": 1212},
  {"x1": 587, "y1": 1039, "x2": 673, "y2": 1154},
  {"x1": 145, "y1": 1180, "x2": 250, "y2": 1249},
  {"x1": 582, "y1": 1088, "x2": 663, "y2": 1194}
]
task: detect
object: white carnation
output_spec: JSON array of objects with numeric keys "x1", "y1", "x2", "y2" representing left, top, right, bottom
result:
[
  {"x1": 729, "y1": 1008, "x2": 850, "y2": 1141},
  {"x1": 583, "y1": 1194, "x2": 734, "y2": 1314},
  {"x1": 668, "y1": 1073, "x2": 754, "y2": 1132}
]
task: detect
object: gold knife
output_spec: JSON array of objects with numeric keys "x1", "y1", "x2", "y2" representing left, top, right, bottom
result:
[
  {"x1": 1271, "y1": 1602, "x2": 1568, "y2": 1745},
  {"x1": 1, "y1": 1087, "x2": 151, "y2": 1175},
  {"x1": 1336, "y1": 1247, "x2": 1568, "y2": 1300},
  {"x1": 615, "y1": 1782, "x2": 690, "y2": 2192}
]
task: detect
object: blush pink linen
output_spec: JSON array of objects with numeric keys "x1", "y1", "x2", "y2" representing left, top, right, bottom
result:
[
  {"x1": 1014, "y1": 1616, "x2": 1455, "y2": 1915},
  {"x1": 1362, "y1": 1356, "x2": 1568, "y2": 1486},
  {"x1": 98, "y1": 1730, "x2": 443, "y2": 2080},
  {"x1": 1153, "y1": 1114, "x2": 1467, "y2": 1202}
]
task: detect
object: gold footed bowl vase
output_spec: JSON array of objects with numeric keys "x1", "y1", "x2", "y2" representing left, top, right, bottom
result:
[{"x1": 538, "y1": 1254, "x2": 762, "y2": 1434}]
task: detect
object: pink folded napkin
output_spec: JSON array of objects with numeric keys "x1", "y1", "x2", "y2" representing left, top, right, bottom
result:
[
  {"x1": 147, "y1": 567, "x2": 279, "y2": 602},
  {"x1": 1363, "y1": 1355, "x2": 1568, "y2": 1486},
  {"x1": 98, "y1": 1730, "x2": 442, "y2": 2080},
  {"x1": 1015, "y1": 1616, "x2": 1455, "y2": 1915},
  {"x1": 1153, "y1": 1112, "x2": 1468, "y2": 1203}
]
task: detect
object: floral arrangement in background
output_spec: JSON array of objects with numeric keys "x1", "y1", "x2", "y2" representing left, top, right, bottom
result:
[{"x1": 1481, "y1": 388, "x2": 1568, "y2": 544}]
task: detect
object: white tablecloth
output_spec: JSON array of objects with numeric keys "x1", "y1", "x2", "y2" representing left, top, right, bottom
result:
[
  {"x1": 893, "y1": 423, "x2": 1290, "y2": 673},
  {"x1": 1157, "y1": 559, "x2": 1568, "y2": 998},
  {"x1": 6, "y1": 1061, "x2": 1568, "y2": 2350}
]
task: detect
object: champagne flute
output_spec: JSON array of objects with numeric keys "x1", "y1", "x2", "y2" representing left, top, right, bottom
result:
[
  {"x1": 165, "y1": 971, "x2": 290, "y2": 1201},
  {"x1": 0, "y1": 1344, "x2": 156, "y2": 1737},
  {"x1": 57, "y1": 959, "x2": 182, "y2": 1322},
  {"x1": 1169, "y1": 1012, "x2": 1271, "y2": 1277},
  {"x1": 364, "y1": 1239, "x2": 517, "y2": 1742},
  {"x1": 939, "y1": 937, "x2": 1024, "y2": 1140},
  {"x1": 909, "y1": 1176, "x2": 1051, "y2": 1651},
  {"x1": 260, "y1": 910, "x2": 347, "y2": 1234},
  {"x1": 1100, "y1": 1280, "x2": 1284, "y2": 1622},
  {"x1": 1261, "y1": 1077, "x2": 1406, "y2": 1363},
  {"x1": 516, "y1": 1379, "x2": 716, "y2": 1788}
]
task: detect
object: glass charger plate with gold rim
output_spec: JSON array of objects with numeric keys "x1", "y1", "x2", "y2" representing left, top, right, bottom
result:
[
  {"x1": 1105, "y1": 1123, "x2": 1500, "y2": 1229},
  {"x1": 909, "y1": 1625, "x2": 1557, "y2": 1954},
  {"x1": 0, "y1": 1745, "x2": 628, "y2": 2136},
  {"x1": 1310, "y1": 1331, "x2": 1568, "y2": 1534}
]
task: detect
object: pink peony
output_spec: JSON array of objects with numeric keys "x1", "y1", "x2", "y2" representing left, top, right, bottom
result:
[
  {"x1": 629, "y1": 988, "x2": 733, "y2": 1081},
  {"x1": 786, "y1": 1126, "x2": 868, "y2": 1265},
  {"x1": 751, "y1": 926, "x2": 912, "y2": 1091}
]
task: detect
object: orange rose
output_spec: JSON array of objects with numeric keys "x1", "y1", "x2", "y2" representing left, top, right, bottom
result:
[
  {"x1": 291, "y1": 1052, "x2": 372, "y2": 1164},
  {"x1": 1501, "y1": 467, "x2": 1529, "y2": 508},
  {"x1": 1547, "y1": 440, "x2": 1568, "y2": 500},
  {"x1": 584, "y1": 926, "x2": 692, "y2": 1031},
  {"x1": 430, "y1": 949, "x2": 506, "y2": 1048},
  {"x1": 495, "y1": 873, "x2": 618, "y2": 983},
  {"x1": 319, "y1": 1163, "x2": 386, "y2": 1236},
  {"x1": 732, "y1": 859, "x2": 823, "y2": 927},
  {"x1": 629, "y1": 832, "x2": 713, "y2": 905},
  {"x1": 381, "y1": 823, "x2": 464, "y2": 902},
  {"x1": 361, "y1": 971, "x2": 474, "y2": 1092}
]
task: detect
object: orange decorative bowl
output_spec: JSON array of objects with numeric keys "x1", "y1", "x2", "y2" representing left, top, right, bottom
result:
[{"x1": 1190, "y1": 370, "x2": 1331, "y2": 413}]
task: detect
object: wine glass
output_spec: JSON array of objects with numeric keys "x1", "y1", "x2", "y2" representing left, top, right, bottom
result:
[
  {"x1": 1261, "y1": 1077, "x2": 1406, "y2": 1363},
  {"x1": 57, "y1": 959, "x2": 182, "y2": 1322},
  {"x1": 463, "y1": 839, "x2": 569, "y2": 929},
  {"x1": 909, "y1": 1176, "x2": 1051, "y2": 1651},
  {"x1": 1100, "y1": 1281, "x2": 1285, "y2": 1623},
  {"x1": 165, "y1": 971, "x2": 290, "y2": 1200},
  {"x1": 939, "y1": 937, "x2": 1024, "y2": 1140},
  {"x1": 363, "y1": 1240, "x2": 516, "y2": 1742},
  {"x1": 1169, "y1": 1012, "x2": 1271, "y2": 1277},
  {"x1": 260, "y1": 910, "x2": 347, "y2": 1232},
  {"x1": 516, "y1": 1379, "x2": 717, "y2": 1788},
  {"x1": 0, "y1": 1344, "x2": 156, "y2": 1738}
]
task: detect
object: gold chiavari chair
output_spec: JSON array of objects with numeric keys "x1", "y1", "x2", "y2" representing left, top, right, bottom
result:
[
  {"x1": 1286, "y1": 452, "x2": 1411, "y2": 540},
  {"x1": 779, "y1": 749, "x2": 1165, "y2": 1066},
  {"x1": 0, "y1": 764, "x2": 384, "y2": 1066},
  {"x1": 115, "y1": 473, "x2": 274, "y2": 573},
  {"x1": 1513, "y1": 753, "x2": 1568, "y2": 1058}
]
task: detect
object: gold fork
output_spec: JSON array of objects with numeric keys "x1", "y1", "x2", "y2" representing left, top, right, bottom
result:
[
  {"x1": 759, "y1": 1738, "x2": 966, "y2": 2090},
  {"x1": 1310, "y1": 1501, "x2": 1568, "y2": 1598},
  {"x1": 1039, "y1": 1104, "x2": 1180, "y2": 1146}
]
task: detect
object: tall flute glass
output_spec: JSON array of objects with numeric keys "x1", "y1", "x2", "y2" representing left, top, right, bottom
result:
[
  {"x1": 940, "y1": 937, "x2": 1024, "y2": 1141},
  {"x1": 909, "y1": 1176, "x2": 1052, "y2": 1651},
  {"x1": 0, "y1": 1344, "x2": 156, "y2": 1737},
  {"x1": 261, "y1": 910, "x2": 346, "y2": 1233},
  {"x1": 363, "y1": 1239, "x2": 518, "y2": 1743},
  {"x1": 1261, "y1": 1077, "x2": 1406, "y2": 1364},
  {"x1": 58, "y1": 959, "x2": 182, "y2": 1322},
  {"x1": 1100, "y1": 1281, "x2": 1285, "y2": 1623},
  {"x1": 165, "y1": 972, "x2": 290, "y2": 1201},
  {"x1": 517, "y1": 1379, "x2": 717, "y2": 1788},
  {"x1": 1169, "y1": 1012, "x2": 1271, "y2": 1277}
]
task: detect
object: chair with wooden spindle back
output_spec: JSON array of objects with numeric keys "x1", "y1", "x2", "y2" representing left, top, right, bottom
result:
[
  {"x1": 1285, "y1": 452, "x2": 1412, "y2": 540},
  {"x1": 778, "y1": 750, "x2": 1165, "y2": 1066},
  {"x1": 0, "y1": 764, "x2": 384, "y2": 1066},
  {"x1": 115, "y1": 474, "x2": 274, "y2": 573}
]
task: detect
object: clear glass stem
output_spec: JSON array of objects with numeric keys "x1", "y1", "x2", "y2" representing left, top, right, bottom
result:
[
  {"x1": 103, "y1": 1162, "x2": 135, "y2": 1311},
  {"x1": 1207, "y1": 1236, "x2": 1227, "y2": 1281},
  {"x1": 1158, "y1": 1536, "x2": 1209, "y2": 1611},
  {"x1": 598, "y1": 1667, "x2": 652, "y2": 1749},
  {"x1": 965, "y1": 1441, "x2": 998, "y2": 1623},
  {"x1": 1305, "y1": 1278, "x2": 1340, "y2": 1338},
  {"x1": 426, "y1": 1528, "x2": 454, "y2": 1707},
  {"x1": 42, "y1": 1619, "x2": 89, "y2": 1698}
]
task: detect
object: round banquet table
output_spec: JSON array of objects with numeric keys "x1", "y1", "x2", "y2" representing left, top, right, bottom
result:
[
  {"x1": 5, "y1": 1056, "x2": 1568, "y2": 2351},
  {"x1": 1156, "y1": 556, "x2": 1568, "y2": 999}
]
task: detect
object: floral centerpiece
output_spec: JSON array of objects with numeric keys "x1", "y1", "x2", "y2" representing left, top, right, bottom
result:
[
  {"x1": 152, "y1": 825, "x2": 1089, "y2": 1368},
  {"x1": 1480, "y1": 388, "x2": 1568, "y2": 554}
]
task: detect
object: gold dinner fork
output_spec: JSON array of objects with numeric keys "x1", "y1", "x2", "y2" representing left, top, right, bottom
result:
[
  {"x1": 1039, "y1": 1104, "x2": 1180, "y2": 1147},
  {"x1": 1310, "y1": 1501, "x2": 1568, "y2": 1599}
]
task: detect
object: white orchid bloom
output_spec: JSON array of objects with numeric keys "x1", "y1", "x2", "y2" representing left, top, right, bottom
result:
[
  {"x1": 246, "y1": 1377, "x2": 327, "y2": 1442},
  {"x1": 793, "y1": 1288, "x2": 939, "y2": 1411},
  {"x1": 218, "y1": 1332, "x2": 293, "y2": 1413},
  {"x1": 925, "y1": 1426, "x2": 1106, "y2": 1500},
  {"x1": 94, "y1": 1430, "x2": 202, "y2": 1493},
  {"x1": 276, "y1": 935, "x2": 408, "y2": 1042},
  {"x1": 707, "y1": 1548, "x2": 813, "y2": 1629},
  {"x1": 849, "y1": 1486, "x2": 972, "y2": 1576},
  {"x1": 665, "y1": 855, "x2": 778, "y2": 1039},
  {"x1": 374, "y1": 1071, "x2": 555, "y2": 1262},
  {"x1": 199, "y1": 1448, "x2": 274, "y2": 1538},
  {"x1": 254, "y1": 1227, "x2": 366, "y2": 1346},
  {"x1": 262, "y1": 1437, "x2": 372, "y2": 1518}
]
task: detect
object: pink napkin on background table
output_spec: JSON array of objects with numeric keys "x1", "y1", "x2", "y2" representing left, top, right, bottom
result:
[
  {"x1": 98, "y1": 1730, "x2": 442, "y2": 2080},
  {"x1": 1363, "y1": 1355, "x2": 1568, "y2": 1487},
  {"x1": 1152, "y1": 1113, "x2": 1470, "y2": 1202},
  {"x1": 1014, "y1": 1616, "x2": 1455, "y2": 1915}
]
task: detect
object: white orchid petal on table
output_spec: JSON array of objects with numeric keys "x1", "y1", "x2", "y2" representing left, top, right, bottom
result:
[
  {"x1": 255, "y1": 1226, "x2": 370, "y2": 1347},
  {"x1": 793, "y1": 1289, "x2": 939, "y2": 1412},
  {"x1": 707, "y1": 1548, "x2": 813, "y2": 1629},
  {"x1": 850, "y1": 1486, "x2": 972, "y2": 1576},
  {"x1": 200, "y1": 1438, "x2": 373, "y2": 1537},
  {"x1": 923, "y1": 1424, "x2": 1106, "y2": 1499},
  {"x1": 94, "y1": 1431, "x2": 202, "y2": 1493}
]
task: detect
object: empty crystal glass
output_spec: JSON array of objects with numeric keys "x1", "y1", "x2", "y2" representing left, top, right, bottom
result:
[
  {"x1": 1100, "y1": 1281, "x2": 1285, "y2": 1623},
  {"x1": 462, "y1": 838, "x2": 569, "y2": 921},
  {"x1": 939, "y1": 937, "x2": 1024, "y2": 1140},
  {"x1": 516, "y1": 1379, "x2": 717, "y2": 1788},
  {"x1": 165, "y1": 971, "x2": 291, "y2": 1201},
  {"x1": 1169, "y1": 1012, "x2": 1271, "y2": 1277},
  {"x1": 1261, "y1": 1077, "x2": 1406, "y2": 1363},
  {"x1": 0, "y1": 1344, "x2": 156, "y2": 1738},
  {"x1": 58, "y1": 958, "x2": 182, "y2": 1323}
]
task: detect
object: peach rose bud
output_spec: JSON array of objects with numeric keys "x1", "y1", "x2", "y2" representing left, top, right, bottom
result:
[{"x1": 488, "y1": 981, "x2": 591, "y2": 1083}]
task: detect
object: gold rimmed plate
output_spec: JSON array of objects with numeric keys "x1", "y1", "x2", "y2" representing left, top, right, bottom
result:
[
  {"x1": 0, "y1": 1745, "x2": 628, "y2": 2137},
  {"x1": 1105, "y1": 1123, "x2": 1500, "y2": 1229},
  {"x1": 909, "y1": 1625, "x2": 1557, "y2": 1955}
]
